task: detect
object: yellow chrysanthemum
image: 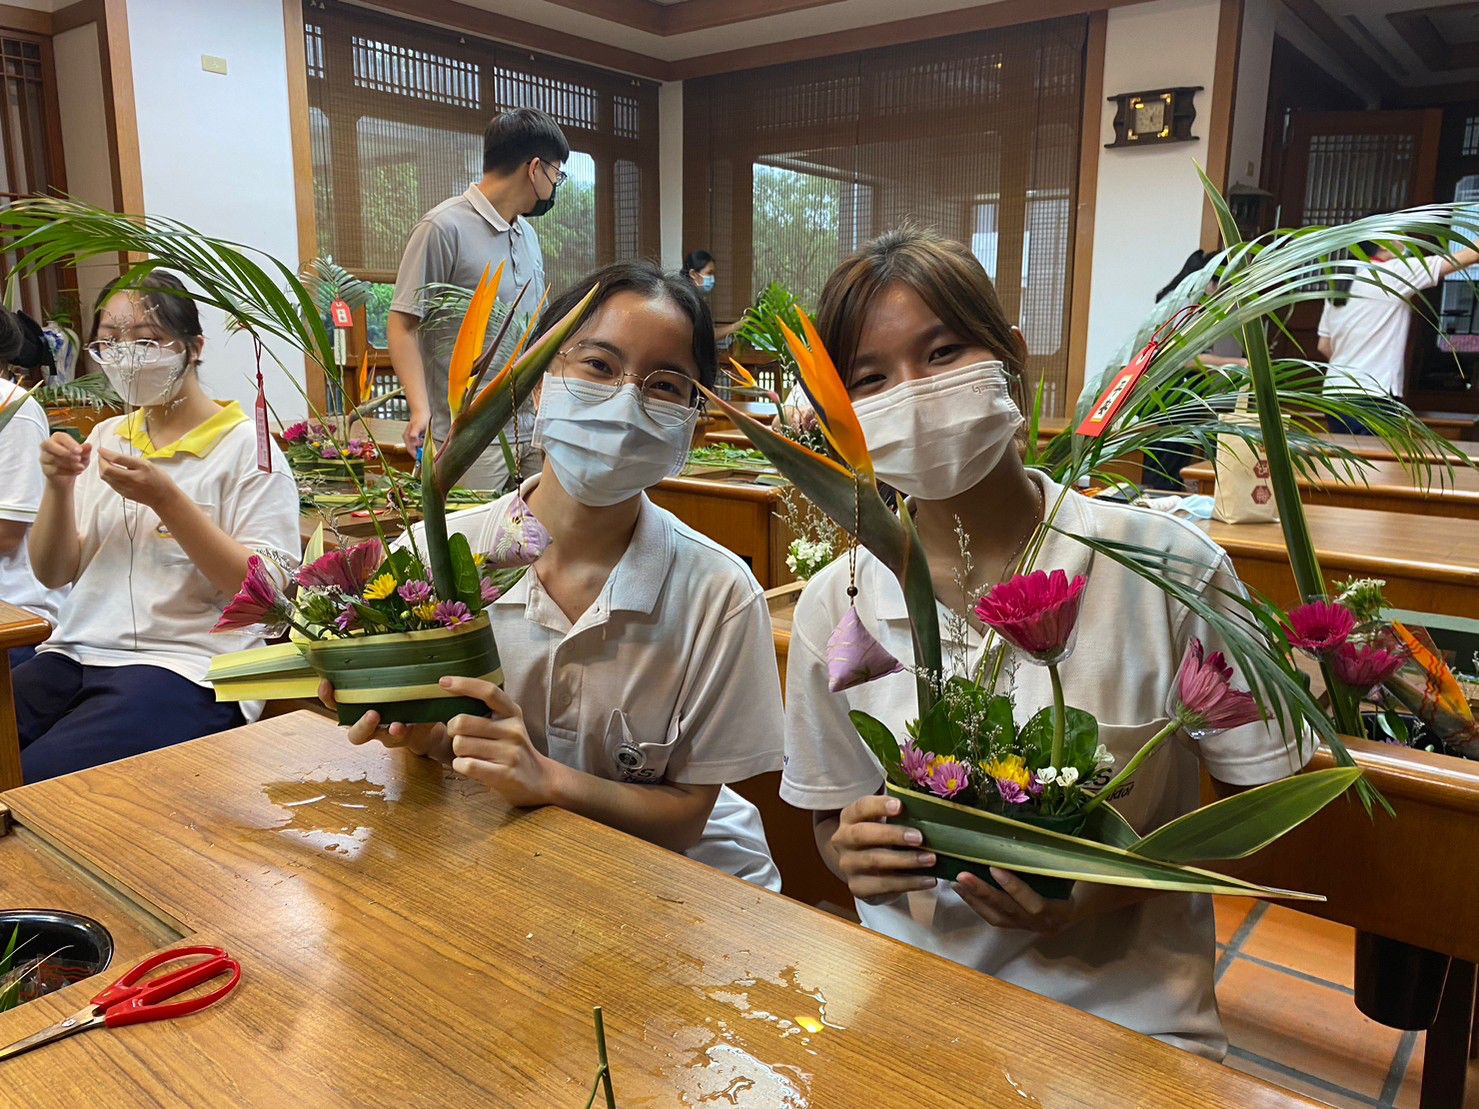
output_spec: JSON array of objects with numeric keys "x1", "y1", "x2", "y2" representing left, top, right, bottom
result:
[
  {"x1": 411, "y1": 601, "x2": 438, "y2": 622},
  {"x1": 981, "y1": 753, "x2": 1031, "y2": 789},
  {"x1": 363, "y1": 573, "x2": 396, "y2": 601},
  {"x1": 471, "y1": 551, "x2": 486, "y2": 568}
]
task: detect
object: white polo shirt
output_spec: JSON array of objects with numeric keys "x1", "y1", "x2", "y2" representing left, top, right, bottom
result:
[
  {"x1": 402, "y1": 479, "x2": 786, "y2": 888},
  {"x1": 780, "y1": 469, "x2": 1311, "y2": 1060},
  {"x1": 1317, "y1": 254, "x2": 1449, "y2": 398},
  {"x1": 0, "y1": 379, "x2": 63, "y2": 624},
  {"x1": 38, "y1": 403, "x2": 301, "y2": 717}
]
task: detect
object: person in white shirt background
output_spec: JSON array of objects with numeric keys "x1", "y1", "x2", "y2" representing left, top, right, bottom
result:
[
  {"x1": 1317, "y1": 238, "x2": 1479, "y2": 434},
  {"x1": 778, "y1": 228, "x2": 1309, "y2": 1059},
  {"x1": 0, "y1": 307, "x2": 66, "y2": 666},
  {"x1": 325, "y1": 260, "x2": 786, "y2": 889},
  {"x1": 14, "y1": 271, "x2": 300, "y2": 781}
]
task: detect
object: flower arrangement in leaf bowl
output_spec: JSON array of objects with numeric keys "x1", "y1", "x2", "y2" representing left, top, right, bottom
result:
[
  {"x1": 1284, "y1": 580, "x2": 1479, "y2": 760},
  {"x1": 0, "y1": 199, "x2": 594, "y2": 726},
  {"x1": 280, "y1": 418, "x2": 380, "y2": 476}
]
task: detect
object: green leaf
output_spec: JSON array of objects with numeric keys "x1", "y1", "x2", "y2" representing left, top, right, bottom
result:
[
  {"x1": 1081, "y1": 803, "x2": 1140, "y2": 850},
  {"x1": 915, "y1": 698, "x2": 966, "y2": 759},
  {"x1": 1020, "y1": 706, "x2": 1098, "y2": 770},
  {"x1": 448, "y1": 532, "x2": 482, "y2": 611},
  {"x1": 888, "y1": 784, "x2": 1320, "y2": 898},
  {"x1": 849, "y1": 710, "x2": 904, "y2": 785},
  {"x1": 1130, "y1": 766, "x2": 1362, "y2": 863}
]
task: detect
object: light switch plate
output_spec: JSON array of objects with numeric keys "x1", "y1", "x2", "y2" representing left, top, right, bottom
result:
[{"x1": 201, "y1": 55, "x2": 228, "y2": 75}]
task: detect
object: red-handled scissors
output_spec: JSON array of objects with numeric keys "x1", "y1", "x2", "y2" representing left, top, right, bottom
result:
[{"x1": 0, "y1": 945, "x2": 240, "y2": 1063}]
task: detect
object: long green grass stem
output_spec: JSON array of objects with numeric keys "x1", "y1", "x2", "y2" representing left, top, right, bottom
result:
[{"x1": 1082, "y1": 716, "x2": 1184, "y2": 815}]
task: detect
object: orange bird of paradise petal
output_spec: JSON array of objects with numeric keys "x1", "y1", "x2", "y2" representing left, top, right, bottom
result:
[
  {"x1": 698, "y1": 383, "x2": 853, "y2": 479},
  {"x1": 723, "y1": 358, "x2": 758, "y2": 389},
  {"x1": 471, "y1": 287, "x2": 550, "y2": 409},
  {"x1": 355, "y1": 350, "x2": 372, "y2": 403},
  {"x1": 779, "y1": 310, "x2": 873, "y2": 477},
  {"x1": 1391, "y1": 622, "x2": 1475, "y2": 722},
  {"x1": 447, "y1": 260, "x2": 505, "y2": 418}
]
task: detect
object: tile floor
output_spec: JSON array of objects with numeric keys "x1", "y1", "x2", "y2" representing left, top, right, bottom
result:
[{"x1": 1214, "y1": 898, "x2": 1478, "y2": 1108}]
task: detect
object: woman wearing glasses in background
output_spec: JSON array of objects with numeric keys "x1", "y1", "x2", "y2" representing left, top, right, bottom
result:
[
  {"x1": 14, "y1": 271, "x2": 301, "y2": 781},
  {"x1": 323, "y1": 260, "x2": 787, "y2": 888}
]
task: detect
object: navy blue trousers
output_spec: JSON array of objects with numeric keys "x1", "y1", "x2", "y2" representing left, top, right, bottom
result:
[{"x1": 14, "y1": 652, "x2": 245, "y2": 782}]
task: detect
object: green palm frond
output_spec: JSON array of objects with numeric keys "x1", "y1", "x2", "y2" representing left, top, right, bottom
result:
[
  {"x1": 734, "y1": 281, "x2": 805, "y2": 368},
  {"x1": 0, "y1": 198, "x2": 337, "y2": 377},
  {"x1": 300, "y1": 256, "x2": 372, "y2": 315},
  {"x1": 31, "y1": 371, "x2": 121, "y2": 409}
]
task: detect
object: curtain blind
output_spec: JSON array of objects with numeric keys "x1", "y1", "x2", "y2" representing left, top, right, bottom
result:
[
  {"x1": 0, "y1": 33, "x2": 62, "y2": 322},
  {"x1": 684, "y1": 16, "x2": 1087, "y2": 415},
  {"x1": 304, "y1": 0, "x2": 659, "y2": 297}
]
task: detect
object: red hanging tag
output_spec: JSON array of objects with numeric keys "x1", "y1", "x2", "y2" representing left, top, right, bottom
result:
[
  {"x1": 330, "y1": 298, "x2": 353, "y2": 329},
  {"x1": 1076, "y1": 304, "x2": 1199, "y2": 438},
  {"x1": 253, "y1": 338, "x2": 272, "y2": 473}
]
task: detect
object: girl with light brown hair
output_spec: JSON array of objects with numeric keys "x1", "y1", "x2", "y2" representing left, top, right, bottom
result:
[{"x1": 778, "y1": 226, "x2": 1303, "y2": 1059}]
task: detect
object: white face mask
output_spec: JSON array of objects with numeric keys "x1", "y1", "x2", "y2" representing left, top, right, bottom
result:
[
  {"x1": 96, "y1": 347, "x2": 191, "y2": 407},
  {"x1": 533, "y1": 380, "x2": 698, "y2": 507},
  {"x1": 851, "y1": 360, "x2": 1022, "y2": 500}
]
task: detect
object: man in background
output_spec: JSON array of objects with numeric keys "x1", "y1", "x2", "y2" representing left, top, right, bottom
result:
[
  {"x1": 1318, "y1": 240, "x2": 1479, "y2": 434},
  {"x1": 389, "y1": 107, "x2": 568, "y2": 488}
]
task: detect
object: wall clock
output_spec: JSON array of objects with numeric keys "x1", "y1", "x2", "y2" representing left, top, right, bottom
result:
[{"x1": 1106, "y1": 87, "x2": 1202, "y2": 148}]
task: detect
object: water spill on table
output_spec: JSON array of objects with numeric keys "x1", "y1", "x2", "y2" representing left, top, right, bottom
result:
[
  {"x1": 640, "y1": 954, "x2": 856, "y2": 1107},
  {"x1": 260, "y1": 777, "x2": 394, "y2": 859}
]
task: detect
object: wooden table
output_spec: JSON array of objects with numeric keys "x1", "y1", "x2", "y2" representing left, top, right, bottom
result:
[
  {"x1": 0, "y1": 713, "x2": 1311, "y2": 1106},
  {"x1": 1415, "y1": 410, "x2": 1479, "y2": 442},
  {"x1": 0, "y1": 600, "x2": 50, "y2": 791},
  {"x1": 1320, "y1": 433, "x2": 1479, "y2": 463},
  {"x1": 1199, "y1": 505, "x2": 1479, "y2": 616},
  {"x1": 1182, "y1": 458, "x2": 1479, "y2": 521},
  {"x1": 650, "y1": 474, "x2": 796, "y2": 589}
]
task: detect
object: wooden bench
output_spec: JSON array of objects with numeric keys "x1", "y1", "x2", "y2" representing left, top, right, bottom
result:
[
  {"x1": 1181, "y1": 458, "x2": 1479, "y2": 521},
  {"x1": 0, "y1": 601, "x2": 51, "y2": 791},
  {"x1": 1198, "y1": 505, "x2": 1479, "y2": 615}
]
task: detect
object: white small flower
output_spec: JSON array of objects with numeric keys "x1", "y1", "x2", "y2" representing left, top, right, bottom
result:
[
  {"x1": 1037, "y1": 767, "x2": 1059, "y2": 786},
  {"x1": 1058, "y1": 766, "x2": 1080, "y2": 788},
  {"x1": 1093, "y1": 743, "x2": 1115, "y2": 768}
]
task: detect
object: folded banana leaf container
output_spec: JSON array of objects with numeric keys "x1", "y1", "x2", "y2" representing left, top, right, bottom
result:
[{"x1": 301, "y1": 613, "x2": 501, "y2": 726}]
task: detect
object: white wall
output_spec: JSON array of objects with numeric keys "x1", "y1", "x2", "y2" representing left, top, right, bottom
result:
[
  {"x1": 1082, "y1": 0, "x2": 1224, "y2": 389},
  {"x1": 126, "y1": 0, "x2": 307, "y2": 421},
  {"x1": 658, "y1": 80, "x2": 684, "y2": 270}
]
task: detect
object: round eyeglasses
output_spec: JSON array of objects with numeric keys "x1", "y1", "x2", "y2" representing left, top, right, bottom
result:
[
  {"x1": 552, "y1": 346, "x2": 702, "y2": 428},
  {"x1": 86, "y1": 339, "x2": 180, "y2": 366}
]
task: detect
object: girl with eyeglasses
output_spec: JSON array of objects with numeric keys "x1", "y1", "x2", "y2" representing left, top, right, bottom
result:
[
  {"x1": 323, "y1": 260, "x2": 786, "y2": 888},
  {"x1": 14, "y1": 271, "x2": 301, "y2": 781}
]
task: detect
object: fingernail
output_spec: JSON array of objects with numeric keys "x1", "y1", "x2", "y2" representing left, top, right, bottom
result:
[
  {"x1": 885, "y1": 799, "x2": 901, "y2": 815},
  {"x1": 439, "y1": 677, "x2": 452, "y2": 687},
  {"x1": 916, "y1": 853, "x2": 935, "y2": 867},
  {"x1": 903, "y1": 829, "x2": 923, "y2": 846}
]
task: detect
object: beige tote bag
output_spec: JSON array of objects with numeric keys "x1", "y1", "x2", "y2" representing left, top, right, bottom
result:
[{"x1": 1213, "y1": 394, "x2": 1277, "y2": 524}]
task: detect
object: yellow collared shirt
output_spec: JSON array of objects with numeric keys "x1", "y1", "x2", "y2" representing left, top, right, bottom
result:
[{"x1": 120, "y1": 400, "x2": 248, "y2": 459}]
